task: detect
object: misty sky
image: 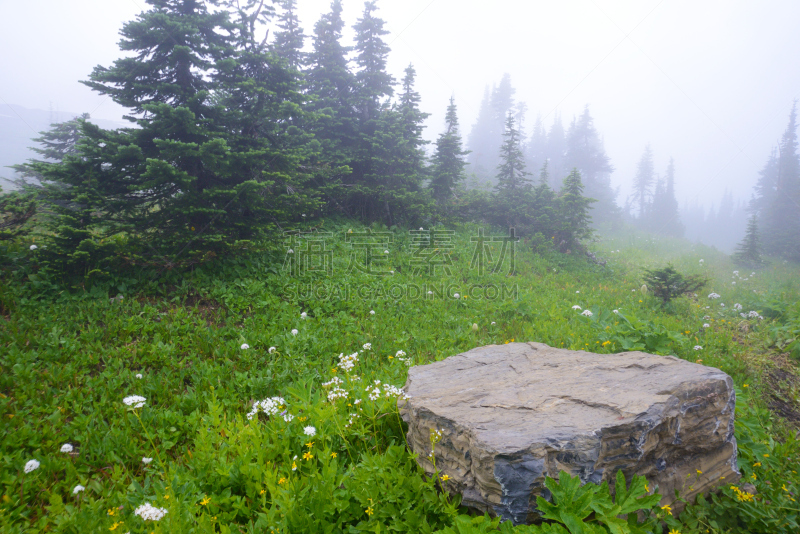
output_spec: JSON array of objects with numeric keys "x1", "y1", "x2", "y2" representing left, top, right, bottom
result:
[{"x1": 2, "y1": 0, "x2": 800, "y2": 212}]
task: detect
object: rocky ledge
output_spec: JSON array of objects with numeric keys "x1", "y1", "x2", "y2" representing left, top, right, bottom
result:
[{"x1": 399, "y1": 342, "x2": 740, "y2": 524}]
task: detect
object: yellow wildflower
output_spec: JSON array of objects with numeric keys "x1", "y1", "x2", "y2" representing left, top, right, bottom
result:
[
  {"x1": 305, "y1": 441, "x2": 314, "y2": 449},
  {"x1": 365, "y1": 506, "x2": 374, "y2": 516},
  {"x1": 107, "y1": 508, "x2": 116, "y2": 517},
  {"x1": 743, "y1": 384, "x2": 748, "y2": 388},
  {"x1": 441, "y1": 474, "x2": 450, "y2": 482},
  {"x1": 200, "y1": 496, "x2": 211, "y2": 506},
  {"x1": 109, "y1": 522, "x2": 123, "y2": 531},
  {"x1": 331, "y1": 452, "x2": 338, "y2": 458},
  {"x1": 278, "y1": 477, "x2": 286, "y2": 485},
  {"x1": 661, "y1": 504, "x2": 672, "y2": 516},
  {"x1": 753, "y1": 462, "x2": 761, "y2": 467},
  {"x1": 260, "y1": 488, "x2": 266, "y2": 495},
  {"x1": 303, "y1": 451, "x2": 313, "y2": 461},
  {"x1": 668, "y1": 529, "x2": 680, "y2": 534},
  {"x1": 696, "y1": 470, "x2": 702, "y2": 476}
]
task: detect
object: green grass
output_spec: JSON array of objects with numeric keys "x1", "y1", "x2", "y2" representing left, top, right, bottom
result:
[{"x1": 1, "y1": 222, "x2": 799, "y2": 533}]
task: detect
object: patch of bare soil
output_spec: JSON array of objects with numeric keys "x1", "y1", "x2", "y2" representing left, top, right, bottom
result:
[{"x1": 765, "y1": 353, "x2": 800, "y2": 426}]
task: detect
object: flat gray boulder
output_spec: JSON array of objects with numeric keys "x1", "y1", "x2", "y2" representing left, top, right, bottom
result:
[{"x1": 399, "y1": 342, "x2": 740, "y2": 524}]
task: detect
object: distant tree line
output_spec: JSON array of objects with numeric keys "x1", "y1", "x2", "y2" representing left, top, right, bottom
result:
[{"x1": 3, "y1": 0, "x2": 598, "y2": 276}]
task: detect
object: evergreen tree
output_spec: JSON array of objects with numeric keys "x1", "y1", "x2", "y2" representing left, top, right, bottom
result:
[
  {"x1": 32, "y1": 0, "x2": 314, "y2": 270},
  {"x1": 564, "y1": 106, "x2": 616, "y2": 221},
  {"x1": 732, "y1": 214, "x2": 765, "y2": 267},
  {"x1": 647, "y1": 157, "x2": 684, "y2": 237},
  {"x1": 556, "y1": 168, "x2": 596, "y2": 252},
  {"x1": 495, "y1": 112, "x2": 530, "y2": 192},
  {"x1": 304, "y1": 0, "x2": 356, "y2": 203},
  {"x1": 525, "y1": 114, "x2": 547, "y2": 182},
  {"x1": 761, "y1": 102, "x2": 800, "y2": 260},
  {"x1": 272, "y1": 0, "x2": 305, "y2": 68},
  {"x1": 11, "y1": 113, "x2": 89, "y2": 181},
  {"x1": 632, "y1": 145, "x2": 655, "y2": 217},
  {"x1": 430, "y1": 96, "x2": 469, "y2": 204},
  {"x1": 466, "y1": 86, "x2": 495, "y2": 181},
  {"x1": 750, "y1": 147, "x2": 779, "y2": 216},
  {"x1": 546, "y1": 113, "x2": 566, "y2": 186},
  {"x1": 352, "y1": 1, "x2": 394, "y2": 121}
]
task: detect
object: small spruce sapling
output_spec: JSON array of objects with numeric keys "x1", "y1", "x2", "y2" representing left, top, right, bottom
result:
[{"x1": 642, "y1": 264, "x2": 707, "y2": 305}]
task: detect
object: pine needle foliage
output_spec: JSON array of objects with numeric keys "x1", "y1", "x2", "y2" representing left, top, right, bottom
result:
[{"x1": 642, "y1": 264, "x2": 707, "y2": 305}]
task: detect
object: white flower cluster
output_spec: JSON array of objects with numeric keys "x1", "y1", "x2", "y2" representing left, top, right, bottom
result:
[
  {"x1": 612, "y1": 309, "x2": 619, "y2": 314},
  {"x1": 325, "y1": 379, "x2": 349, "y2": 402},
  {"x1": 337, "y1": 352, "x2": 359, "y2": 372},
  {"x1": 73, "y1": 485, "x2": 85, "y2": 494},
  {"x1": 24, "y1": 459, "x2": 40, "y2": 473},
  {"x1": 269, "y1": 346, "x2": 277, "y2": 354},
  {"x1": 395, "y1": 350, "x2": 411, "y2": 366},
  {"x1": 581, "y1": 310, "x2": 593, "y2": 317},
  {"x1": 734, "y1": 303, "x2": 742, "y2": 310},
  {"x1": 345, "y1": 412, "x2": 359, "y2": 428},
  {"x1": 703, "y1": 323, "x2": 710, "y2": 328},
  {"x1": 740, "y1": 310, "x2": 764, "y2": 320},
  {"x1": 291, "y1": 329, "x2": 298, "y2": 336},
  {"x1": 301, "y1": 312, "x2": 307, "y2": 319},
  {"x1": 142, "y1": 457, "x2": 153, "y2": 464},
  {"x1": 247, "y1": 396, "x2": 291, "y2": 421},
  {"x1": 708, "y1": 293, "x2": 721, "y2": 299},
  {"x1": 694, "y1": 345, "x2": 703, "y2": 351},
  {"x1": 362, "y1": 343, "x2": 372, "y2": 351},
  {"x1": 134, "y1": 502, "x2": 168, "y2": 521},
  {"x1": 572, "y1": 305, "x2": 582, "y2": 310},
  {"x1": 241, "y1": 343, "x2": 250, "y2": 350},
  {"x1": 123, "y1": 395, "x2": 146, "y2": 408},
  {"x1": 60, "y1": 443, "x2": 73, "y2": 453},
  {"x1": 365, "y1": 381, "x2": 409, "y2": 401},
  {"x1": 304, "y1": 426, "x2": 316, "y2": 437}
]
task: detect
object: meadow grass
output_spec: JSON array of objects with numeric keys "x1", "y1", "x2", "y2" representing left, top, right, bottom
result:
[{"x1": 1, "y1": 222, "x2": 799, "y2": 533}]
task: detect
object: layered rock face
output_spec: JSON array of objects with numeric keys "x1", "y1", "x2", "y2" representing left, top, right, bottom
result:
[{"x1": 399, "y1": 342, "x2": 740, "y2": 524}]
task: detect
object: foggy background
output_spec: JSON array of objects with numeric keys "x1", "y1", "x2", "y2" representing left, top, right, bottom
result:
[{"x1": 2, "y1": 0, "x2": 799, "y2": 241}]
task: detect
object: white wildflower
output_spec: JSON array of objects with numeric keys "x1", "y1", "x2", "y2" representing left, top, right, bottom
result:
[
  {"x1": 734, "y1": 303, "x2": 743, "y2": 310},
  {"x1": 576, "y1": 290, "x2": 580, "y2": 294},
  {"x1": 291, "y1": 329, "x2": 298, "y2": 336},
  {"x1": 369, "y1": 310, "x2": 375, "y2": 315},
  {"x1": 269, "y1": 346, "x2": 276, "y2": 353},
  {"x1": 572, "y1": 305, "x2": 582, "y2": 310},
  {"x1": 288, "y1": 249, "x2": 294, "y2": 254},
  {"x1": 581, "y1": 310, "x2": 593, "y2": 317},
  {"x1": 453, "y1": 293, "x2": 460, "y2": 299},
  {"x1": 72, "y1": 485, "x2": 85, "y2": 495},
  {"x1": 732, "y1": 281, "x2": 736, "y2": 285},
  {"x1": 740, "y1": 313, "x2": 747, "y2": 318},
  {"x1": 247, "y1": 396, "x2": 288, "y2": 421},
  {"x1": 694, "y1": 345, "x2": 703, "y2": 351},
  {"x1": 123, "y1": 395, "x2": 146, "y2": 408},
  {"x1": 491, "y1": 321, "x2": 496, "y2": 325},
  {"x1": 733, "y1": 271, "x2": 739, "y2": 275},
  {"x1": 60, "y1": 443, "x2": 74, "y2": 453},
  {"x1": 338, "y1": 352, "x2": 359, "y2": 372},
  {"x1": 472, "y1": 323, "x2": 478, "y2": 331},
  {"x1": 427, "y1": 291, "x2": 433, "y2": 295},
  {"x1": 135, "y1": 373, "x2": 142, "y2": 379},
  {"x1": 703, "y1": 323, "x2": 710, "y2": 328},
  {"x1": 419, "y1": 227, "x2": 424, "y2": 230},
  {"x1": 134, "y1": 502, "x2": 168, "y2": 521},
  {"x1": 720, "y1": 303, "x2": 725, "y2": 307},
  {"x1": 390, "y1": 270, "x2": 395, "y2": 274},
  {"x1": 708, "y1": 293, "x2": 721, "y2": 299},
  {"x1": 241, "y1": 343, "x2": 250, "y2": 350},
  {"x1": 24, "y1": 459, "x2": 40, "y2": 473},
  {"x1": 30, "y1": 244, "x2": 38, "y2": 251},
  {"x1": 142, "y1": 457, "x2": 153, "y2": 464},
  {"x1": 748, "y1": 311, "x2": 759, "y2": 318},
  {"x1": 612, "y1": 309, "x2": 619, "y2": 314},
  {"x1": 304, "y1": 426, "x2": 316, "y2": 437},
  {"x1": 384, "y1": 250, "x2": 389, "y2": 254},
  {"x1": 699, "y1": 259, "x2": 704, "y2": 263},
  {"x1": 301, "y1": 312, "x2": 307, "y2": 319},
  {"x1": 396, "y1": 350, "x2": 406, "y2": 357}
]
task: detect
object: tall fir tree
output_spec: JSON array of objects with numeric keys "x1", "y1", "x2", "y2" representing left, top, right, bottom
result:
[
  {"x1": 495, "y1": 112, "x2": 530, "y2": 192},
  {"x1": 732, "y1": 214, "x2": 765, "y2": 267},
  {"x1": 304, "y1": 0, "x2": 356, "y2": 210},
  {"x1": 466, "y1": 86, "x2": 495, "y2": 182},
  {"x1": 646, "y1": 157, "x2": 684, "y2": 237},
  {"x1": 564, "y1": 106, "x2": 616, "y2": 221},
  {"x1": 556, "y1": 168, "x2": 596, "y2": 252},
  {"x1": 761, "y1": 101, "x2": 800, "y2": 260},
  {"x1": 430, "y1": 96, "x2": 469, "y2": 204},
  {"x1": 272, "y1": 0, "x2": 305, "y2": 68},
  {"x1": 525, "y1": 114, "x2": 547, "y2": 183},
  {"x1": 352, "y1": 1, "x2": 394, "y2": 121},
  {"x1": 32, "y1": 0, "x2": 314, "y2": 271},
  {"x1": 632, "y1": 145, "x2": 655, "y2": 218},
  {"x1": 546, "y1": 113, "x2": 566, "y2": 186}
]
